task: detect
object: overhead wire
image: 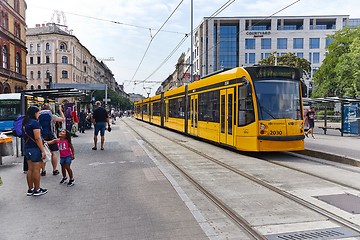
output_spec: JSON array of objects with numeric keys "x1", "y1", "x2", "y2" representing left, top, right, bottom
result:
[
  {"x1": 29, "y1": 5, "x2": 187, "y2": 35},
  {"x1": 126, "y1": 0, "x2": 185, "y2": 88},
  {"x1": 131, "y1": 0, "x2": 236, "y2": 90}
]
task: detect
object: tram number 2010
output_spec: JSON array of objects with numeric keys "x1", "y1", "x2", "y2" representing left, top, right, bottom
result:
[{"x1": 269, "y1": 130, "x2": 283, "y2": 135}]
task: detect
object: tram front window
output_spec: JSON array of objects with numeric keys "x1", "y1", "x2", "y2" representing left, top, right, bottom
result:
[{"x1": 254, "y1": 79, "x2": 301, "y2": 120}]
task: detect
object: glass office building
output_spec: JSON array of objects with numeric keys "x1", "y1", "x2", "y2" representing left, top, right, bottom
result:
[{"x1": 194, "y1": 15, "x2": 360, "y2": 80}]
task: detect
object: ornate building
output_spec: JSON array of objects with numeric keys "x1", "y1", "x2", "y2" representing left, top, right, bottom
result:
[
  {"x1": 26, "y1": 21, "x2": 123, "y2": 96},
  {"x1": 0, "y1": 0, "x2": 27, "y2": 93}
]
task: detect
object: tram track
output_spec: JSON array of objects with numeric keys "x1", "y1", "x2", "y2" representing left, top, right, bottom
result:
[{"x1": 125, "y1": 118, "x2": 360, "y2": 239}]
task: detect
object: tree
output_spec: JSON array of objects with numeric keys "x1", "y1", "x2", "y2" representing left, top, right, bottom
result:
[
  {"x1": 87, "y1": 89, "x2": 133, "y2": 110},
  {"x1": 313, "y1": 26, "x2": 360, "y2": 98},
  {"x1": 258, "y1": 52, "x2": 311, "y2": 77}
]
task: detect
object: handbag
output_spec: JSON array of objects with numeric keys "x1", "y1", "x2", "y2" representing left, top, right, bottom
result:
[{"x1": 43, "y1": 142, "x2": 52, "y2": 162}]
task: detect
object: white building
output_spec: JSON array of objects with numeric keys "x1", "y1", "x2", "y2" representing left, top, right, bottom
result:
[{"x1": 193, "y1": 15, "x2": 360, "y2": 89}]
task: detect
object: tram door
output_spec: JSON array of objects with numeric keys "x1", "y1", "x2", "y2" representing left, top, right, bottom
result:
[
  {"x1": 189, "y1": 95, "x2": 198, "y2": 135},
  {"x1": 220, "y1": 88, "x2": 234, "y2": 146}
]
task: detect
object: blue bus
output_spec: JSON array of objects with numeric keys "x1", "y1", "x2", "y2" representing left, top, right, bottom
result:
[{"x1": 0, "y1": 93, "x2": 21, "y2": 132}]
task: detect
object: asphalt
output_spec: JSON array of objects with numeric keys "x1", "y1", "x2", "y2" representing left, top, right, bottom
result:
[{"x1": 0, "y1": 119, "x2": 359, "y2": 240}]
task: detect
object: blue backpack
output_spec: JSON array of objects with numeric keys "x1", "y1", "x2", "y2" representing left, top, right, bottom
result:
[
  {"x1": 13, "y1": 115, "x2": 25, "y2": 137},
  {"x1": 38, "y1": 110, "x2": 54, "y2": 139}
]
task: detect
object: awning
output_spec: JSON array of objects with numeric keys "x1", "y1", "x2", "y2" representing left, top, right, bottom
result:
[{"x1": 21, "y1": 88, "x2": 86, "y2": 99}]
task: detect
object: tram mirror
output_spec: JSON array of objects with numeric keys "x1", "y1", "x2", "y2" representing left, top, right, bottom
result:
[{"x1": 301, "y1": 81, "x2": 307, "y2": 97}]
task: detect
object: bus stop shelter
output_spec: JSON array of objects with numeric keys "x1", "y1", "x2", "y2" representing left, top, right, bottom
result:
[{"x1": 303, "y1": 97, "x2": 360, "y2": 136}]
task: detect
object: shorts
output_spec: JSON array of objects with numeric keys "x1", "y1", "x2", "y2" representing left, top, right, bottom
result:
[
  {"x1": 43, "y1": 135, "x2": 59, "y2": 151},
  {"x1": 60, "y1": 155, "x2": 72, "y2": 165},
  {"x1": 94, "y1": 122, "x2": 106, "y2": 136},
  {"x1": 308, "y1": 120, "x2": 315, "y2": 128},
  {"x1": 24, "y1": 147, "x2": 42, "y2": 163}
]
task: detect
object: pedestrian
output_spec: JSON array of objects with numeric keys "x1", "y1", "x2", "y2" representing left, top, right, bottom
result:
[
  {"x1": 305, "y1": 106, "x2": 316, "y2": 138},
  {"x1": 71, "y1": 106, "x2": 79, "y2": 137},
  {"x1": 23, "y1": 106, "x2": 48, "y2": 196},
  {"x1": 47, "y1": 129, "x2": 75, "y2": 187},
  {"x1": 78, "y1": 108, "x2": 86, "y2": 133},
  {"x1": 38, "y1": 103, "x2": 65, "y2": 176},
  {"x1": 91, "y1": 101, "x2": 110, "y2": 150}
]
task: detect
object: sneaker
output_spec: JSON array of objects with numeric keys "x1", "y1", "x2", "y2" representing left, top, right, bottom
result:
[
  {"x1": 304, "y1": 132, "x2": 308, "y2": 138},
  {"x1": 60, "y1": 177, "x2": 68, "y2": 184},
  {"x1": 33, "y1": 188, "x2": 48, "y2": 196},
  {"x1": 41, "y1": 170, "x2": 46, "y2": 176},
  {"x1": 53, "y1": 170, "x2": 60, "y2": 176},
  {"x1": 67, "y1": 179, "x2": 75, "y2": 187},
  {"x1": 27, "y1": 188, "x2": 34, "y2": 196}
]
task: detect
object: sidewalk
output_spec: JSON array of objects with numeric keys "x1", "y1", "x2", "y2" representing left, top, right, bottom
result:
[
  {"x1": 0, "y1": 120, "x2": 208, "y2": 240},
  {"x1": 301, "y1": 128, "x2": 360, "y2": 166}
]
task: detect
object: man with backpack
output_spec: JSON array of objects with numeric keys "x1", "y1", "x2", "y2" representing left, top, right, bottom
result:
[{"x1": 38, "y1": 103, "x2": 65, "y2": 176}]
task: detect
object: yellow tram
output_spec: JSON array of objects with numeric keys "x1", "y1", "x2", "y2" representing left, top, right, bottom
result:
[{"x1": 135, "y1": 66, "x2": 306, "y2": 152}]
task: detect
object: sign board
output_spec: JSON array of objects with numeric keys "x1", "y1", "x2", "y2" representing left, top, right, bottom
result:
[{"x1": 103, "y1": 99, "x2": 111, "y2": 102}]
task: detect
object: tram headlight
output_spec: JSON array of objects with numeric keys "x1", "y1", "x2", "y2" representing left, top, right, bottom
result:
[
  {"x1": 260, "y1": 123, "x2": 266, "y2": 132},
  {"x1": 300, "y1": 124, "x2": 303, "y2": 129}
]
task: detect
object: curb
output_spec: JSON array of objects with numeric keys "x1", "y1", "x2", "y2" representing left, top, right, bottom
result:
[{"x1": 297, "y1": 149, "x2": 360, "y2": 167}]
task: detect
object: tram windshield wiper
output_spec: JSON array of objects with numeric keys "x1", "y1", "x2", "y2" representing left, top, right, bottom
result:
[{"x1": 259, "y1": 105, "x2": 277, "y2": 119}]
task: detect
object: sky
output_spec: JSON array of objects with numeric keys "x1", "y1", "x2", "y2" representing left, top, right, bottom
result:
[{"x1": 25, "y1": 0, "x2": 360, "y2": 97}]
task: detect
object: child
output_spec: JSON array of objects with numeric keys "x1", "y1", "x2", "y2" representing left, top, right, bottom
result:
[{"x1": 47, "y1": 129, "x2": 75, "y2": 186}]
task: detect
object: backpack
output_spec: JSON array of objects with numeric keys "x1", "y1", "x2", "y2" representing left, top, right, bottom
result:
[
  {"x1": 13, "y1": 115, "x2": 25, "y2": 137},
  {"x1": 38, "y1": 110, "x2": 54, "y2": 139}
]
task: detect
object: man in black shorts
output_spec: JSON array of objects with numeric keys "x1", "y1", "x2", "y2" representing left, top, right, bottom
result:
[{"x1": 92, "y1": 101, "x2": 110, "y2": 150}]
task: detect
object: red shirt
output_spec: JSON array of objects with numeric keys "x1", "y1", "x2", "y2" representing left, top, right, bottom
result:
[{"x1": 57, "y1": 139, "x2": 73, "y2": 157}]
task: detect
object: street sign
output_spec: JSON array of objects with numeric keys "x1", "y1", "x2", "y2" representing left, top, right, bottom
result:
[{"x1": 103, "y1": 98, "x2": 111, "y2": 102}]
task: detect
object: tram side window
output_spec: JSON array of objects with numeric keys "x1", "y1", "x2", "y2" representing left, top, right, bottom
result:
[
  {"x1": 143, "y1": 104, "x2": 148, "y2": 114},
  {"x1": 198, "y1": 90, "x2": 220, "y2": 122},
  {"x1": 238, "y1": 84, "x2": 255, "y2": 126},
  {"x1": 169, "y1": 97, "x2": 185, "y2": 118},
  {"x1": 153, "y1": 102, "x2": 161, "y2": 116}
]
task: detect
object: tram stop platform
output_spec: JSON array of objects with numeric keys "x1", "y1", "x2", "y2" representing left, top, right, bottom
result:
[
  {"x1": 0, "y1": 118, "x2": 359, "y2": 239},
  {"x1": 299, "y1": 127, "x2": 360, "y2": 166}
]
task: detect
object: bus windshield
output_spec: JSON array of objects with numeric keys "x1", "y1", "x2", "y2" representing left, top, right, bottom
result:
[
  {"x1": 254, "y1": 79, "x2": 302, "y2": 120},
  {"x1": 0, "y1": 99, "x2": 21, "y2": 121}
]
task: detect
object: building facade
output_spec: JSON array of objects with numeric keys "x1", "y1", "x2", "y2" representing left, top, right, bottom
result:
[
  {"x1": 26, "y1": 23, "x2": 123, "y2": 96},
  {"x1": 0, "y1": 0, "x2": 27, "y2": 94},
  {"x1": 193, "y1": 15, "x2": 359, "y2": 86}
]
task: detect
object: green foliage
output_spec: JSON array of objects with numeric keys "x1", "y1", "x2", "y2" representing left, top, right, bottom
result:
[
  {"x1": 258, "y1": 52, "x2": 311, "y2": 76},
  {"x1": 87, "y1": 90, "x2": 133, "y2": 110},
  {"x1": 313, "y1": 26, "x2": 360, "y2": 98}
]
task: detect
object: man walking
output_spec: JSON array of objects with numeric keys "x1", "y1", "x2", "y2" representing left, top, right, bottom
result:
[{"x1": 92, "y1": 101, "x2": 110, "y2": 150}]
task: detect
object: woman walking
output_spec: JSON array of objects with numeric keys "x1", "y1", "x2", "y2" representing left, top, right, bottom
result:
[{"x1": 23, "y1": 106, "x2": 48, "y2": 196}]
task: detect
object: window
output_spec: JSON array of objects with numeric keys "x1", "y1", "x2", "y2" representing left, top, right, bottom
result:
[
  {"x1": 62, "y1": 56, "x2": 68, "y2": 64},
  {"x1": 37, "y1": 57, "x2": 40, "y2": 64},
  {"x1": 198, "y1": 90, "x2": 220, "y2": 122},
  {"x1": 14, "y1": 23, "x2": 20, "y2": 38},
  {"x1": 14, "y1": 0, "x2": 20, "y2": 13},
  {"x1": 2, "y1": 13, "x2": 8, "y2": 29},
  {"x1": 326, "y1": 38, "x2": 334, "y2": 46},
  {"x1": 168, "y1": 97, "x2": 186, "y2": 118},
  {"x1": 29, "y1": 44, "x2": 33, "y2": 52},
  {"x1": 261, "y1": 53, "x2": 271, "y2": 59},
  {"x1": 2, "y1": 46, "x2": 8, "y2": 68},
  {"x1": 309, "y1": 52, "x2": 320, "y2": 63},
  {"x1": 37, "y1": 71, "x2": 41, "y2": 79},
  {"x1": 214, "y1": 24, "x2": 239, "y2": 70},
  {"x1": 30, "y1": 57, "x2": 33, "y2": 64},
  {"x1": 61, "y1": 70, "x2": 68, "y2": 79},
  {"x1": 46, "y1": 56, "x2": 50, "y2": 63},
  {"x1": 245, "y1": 39, "x2": 255, "y2": 49},
  {"x1": 277, "y1": 38, "x2": 287, "y2": 49},
  {"x1": 309, "y1": 38, "x2": 320, "y2": 49},
  {"x1": 293, "y1": 38, "x2": 303, "y2": 49},
  {"x1": 60, "y1": 43, "x2": 66, "y2": 50},
  {"x1": 30, "y1": 71, "x2": 34, "y2": 80},
  {"x1": 45, "y1": 43, "x2": 50, "y2": 50},
  {"x1": 245, "y1": 53, "x2": 256, "y2": 64},
  {"x1": 238, "y1": 82, "x2": 255, "y2": 126},
  {"x1": 38, "y1": 85, "x2": 41, "y2": 90},
  {"x1": 37, "y1": 43, "x2": 41, "y2": 51},
  {"x1": 261, "y1": 38, "x2": 271, "y2": 49},
  {"x1": 296, "y1": 52, "x2": 304, "y2": 58},
  {"x1": 15, "y1": 53, "x2": 20, "y2": 73}
]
